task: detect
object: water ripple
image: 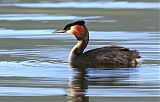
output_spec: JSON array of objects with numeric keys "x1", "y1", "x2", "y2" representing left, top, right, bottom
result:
[
  {"x1": 0, "y1": 2, "x2": 159, "y2": 9},
  {"x1": 0, "y1": 14, "x2": 103, "y2": 21}
]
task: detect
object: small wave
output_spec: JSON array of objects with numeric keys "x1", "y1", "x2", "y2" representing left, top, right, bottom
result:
[
  {"x1": 0, "y1": 14, "x2": 103, "y2": 21},
  {"x1": 0, "y1": 2, "x2": 159, "y2": 9}
]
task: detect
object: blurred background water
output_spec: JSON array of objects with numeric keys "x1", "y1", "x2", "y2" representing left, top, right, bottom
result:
[{"x1": 0, "y1": 0, "x2": 159, "y2": 102}]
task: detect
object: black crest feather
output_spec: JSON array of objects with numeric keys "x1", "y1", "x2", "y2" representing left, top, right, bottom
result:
[{"x1": 63, "y1": 20, "x2": 85, "y2": 30}]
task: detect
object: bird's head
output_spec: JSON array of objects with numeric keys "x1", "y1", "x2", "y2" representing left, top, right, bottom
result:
[{"x1": 54, "y1": 20, "x2": 88, "y2": 40}]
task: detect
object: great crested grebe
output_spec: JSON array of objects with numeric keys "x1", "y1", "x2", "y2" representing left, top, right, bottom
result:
[{"x1": 54, "y1": 20, "x2": 141, "y2": 68}]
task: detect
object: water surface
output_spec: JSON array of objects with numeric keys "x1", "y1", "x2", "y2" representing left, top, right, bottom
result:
[
  {"x1": 0, "y1": 1, "x2": 159, "y2": 9},
  {"x1": 0, "y1": 0, "x2": 159, "y2": 102}
]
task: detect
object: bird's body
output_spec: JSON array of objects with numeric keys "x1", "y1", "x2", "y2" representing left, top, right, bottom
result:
[
  {"x1": 55, "y1": 20, "x2": 140, "y2": 68},
  {"x1": 71, "y1": 45, "x2": 140, "y2": 67}
]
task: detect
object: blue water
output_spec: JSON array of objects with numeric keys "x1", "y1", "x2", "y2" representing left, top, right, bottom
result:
[
  {"x1": 0, "y1": 2, "x2": 159, "y2": 9},
  {"x1": 0, "y1": 0, "x2": 159, "y2": 99}
]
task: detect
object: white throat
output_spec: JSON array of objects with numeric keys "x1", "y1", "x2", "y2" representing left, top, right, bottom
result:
[{"x1": 69, "y1": 35, "x2": 89, "y2": 64}]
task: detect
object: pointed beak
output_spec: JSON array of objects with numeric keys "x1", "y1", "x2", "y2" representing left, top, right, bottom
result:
[{"x1": 52, "y1": 29, "x2": 66, "y2": 34}]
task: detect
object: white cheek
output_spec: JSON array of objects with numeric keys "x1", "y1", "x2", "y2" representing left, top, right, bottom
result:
[
  {"x1": 66, "y1": 30, "x2": 73, "y2": 34},
  {"x1": 67, "y1": 28, "x2": 77, "y2": 35}
]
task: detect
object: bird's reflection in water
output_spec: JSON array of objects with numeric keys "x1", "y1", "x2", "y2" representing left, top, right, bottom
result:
[
  {"x1": 67, "y1": 68, "x2": 89, "y2": 102},
  {"x1": 67, "y1": 67, "x2": 137, "y2": 102}
]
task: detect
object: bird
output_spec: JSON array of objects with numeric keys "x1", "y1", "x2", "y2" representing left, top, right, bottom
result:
[{"x1": 54, "y1": 20, "x2": 141, "y2": 68}]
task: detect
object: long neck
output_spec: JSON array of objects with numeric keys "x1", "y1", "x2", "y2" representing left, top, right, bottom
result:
[{"x1": 69, "y1": 33, "x2": 89, "y2": 63}]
